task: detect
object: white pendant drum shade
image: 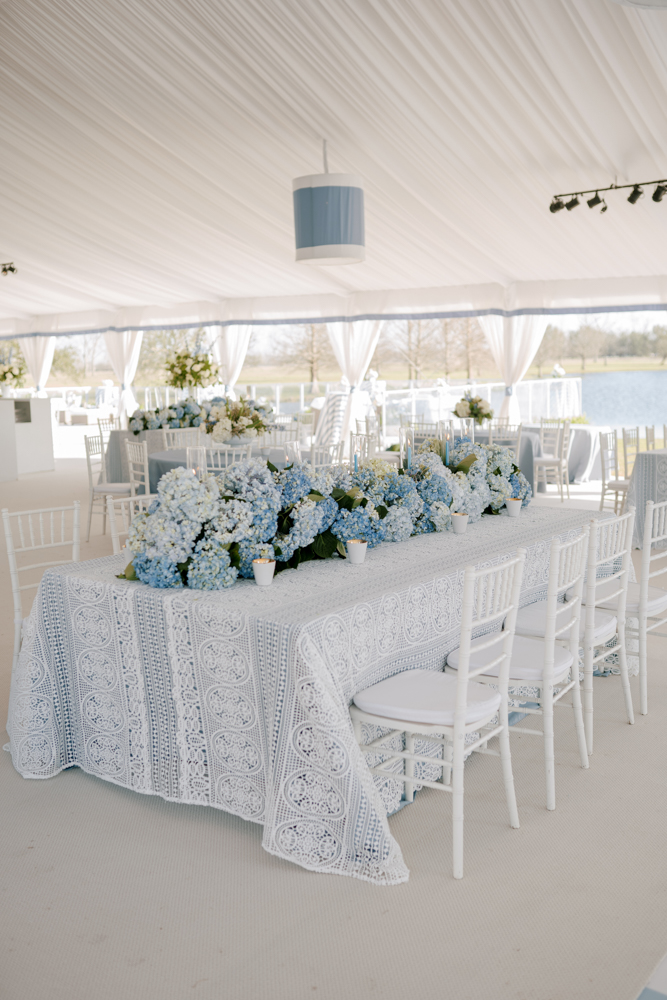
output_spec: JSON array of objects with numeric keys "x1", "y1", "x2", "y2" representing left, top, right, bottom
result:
[{"x1": 292, "y1": 173, "x2": 365, "y2": 265}]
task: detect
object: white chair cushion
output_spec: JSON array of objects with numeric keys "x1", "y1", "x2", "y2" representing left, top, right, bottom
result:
[
  {"x1": 567, "y1": 579, "x2": 667, "y2": 616},
  {"x1": 515, "y1": 600, "x2": 616, "y2": 644},
  {"x1": 533, "y1": 456, "x2": 563, "y2": 465},
  {"x1": 447, "y1": 634, "x2": 574, "y2": 683},
  {"x1": 352, "y1": 669, "x2": 501, "y2": 727},
  {"x1": 603, "y1": 480, "x2": 630, "y2": 490},
  {"x1": 94, "y1": 482, "x2": 132, "y2": 494}
]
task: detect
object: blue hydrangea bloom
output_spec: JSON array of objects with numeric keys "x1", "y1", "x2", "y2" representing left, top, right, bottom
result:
[
  {"x1": 237, "y1": 538, "x2": 275, "y2": 578},
  {"x1": 278, "y1": 465, "x2": 317, "y2": 505},
  {"x1": 133, "y1": 552, "x2": 183, "y2": 588},
  {"x1": 188, "y1": 536, "x2": 238, "y2": 589},
  {"x1": 332, "y1": 505, "x2": 386, "y2": 548}
]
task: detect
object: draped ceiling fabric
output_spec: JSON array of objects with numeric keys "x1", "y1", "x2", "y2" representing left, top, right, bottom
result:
[
  {"x1": 208, "y1": 324, "x2": 253, "y2": 397},
  {"x1": 2, "y1": 1, "x2": 667, "y2": 347}
]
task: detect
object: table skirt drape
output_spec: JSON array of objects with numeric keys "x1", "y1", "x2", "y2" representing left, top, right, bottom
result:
[{"x1": 7, "y1": 507, "x2": 601, "y2": 884}]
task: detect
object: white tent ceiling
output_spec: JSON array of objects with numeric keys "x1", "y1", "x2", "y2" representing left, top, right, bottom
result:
[{"x1": 2, "y1": 0, "x2": 667, "y2": 336}]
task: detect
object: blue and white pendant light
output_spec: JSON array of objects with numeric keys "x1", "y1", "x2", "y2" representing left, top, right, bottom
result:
[{"x1": 293, "y1": 141, "x2": 365, "y2": 265}]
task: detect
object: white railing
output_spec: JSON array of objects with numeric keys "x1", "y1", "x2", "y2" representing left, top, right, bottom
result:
[
  {"x1": 380, "y1": 377, "x2": 582, "y2": 435},
  {"x1": 39, "y1": 376, "x2": 582, "y2": 428}
]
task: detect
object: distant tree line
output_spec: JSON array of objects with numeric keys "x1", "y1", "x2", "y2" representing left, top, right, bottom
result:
[{"x1": 532, "y1": 324, "x2": 667, "y2": 373}]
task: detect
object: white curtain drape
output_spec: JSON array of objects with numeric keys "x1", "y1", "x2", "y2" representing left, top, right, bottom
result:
[
  {"x1": 103, "y1": 330, "x2": 143, "y2": 427},
  {"x1": 477, "y1": 315, "x2": 549, "y2": 422},
  {"x1": 20, "y1": 336, "x2": 56, "y2": 396},
  {"x1": 209, "y1": 325, "x2": 253, "y2": 399},
  {"x1": 327, "y1": 320, "x2": 384, "y2": 449}
]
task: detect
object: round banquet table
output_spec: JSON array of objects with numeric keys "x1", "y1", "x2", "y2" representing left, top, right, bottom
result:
[{"x1": 627, "y1": 449, "x2": 667, "y2": 546}]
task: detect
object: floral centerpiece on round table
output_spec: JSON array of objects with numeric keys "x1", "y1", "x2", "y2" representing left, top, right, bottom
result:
[
  {"x1": 209, "y1": 397, "x2": 273, "y2": 443},
  {"x1": 164, "y1": 350, "x2": 220, "y2": 391},
  {"x1": 128, "y1": 395, "x2": 274, "y2": 437},
  {"x1": 120, "y1": 436, "x2": 531, "y2": 590},
  {"x1": 454, "y1": 392, "x2": 493, "y2": 425}
]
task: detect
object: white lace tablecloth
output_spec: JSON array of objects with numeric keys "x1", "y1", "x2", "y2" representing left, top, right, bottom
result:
[
  {"x1": 7, "y1": 507, "x2": 601, "y2": 884},
  {"x1": 627, "y1": 449, "x2": 667, "y2": 547}
]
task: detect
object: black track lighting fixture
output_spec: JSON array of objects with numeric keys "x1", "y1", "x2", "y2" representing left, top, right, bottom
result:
[
  {"x1": 1, "y1": 262, "x2": 16, "y2": 275},
  {"x1": 550, "y1": 176, "x2": 667, "y2": 214}
]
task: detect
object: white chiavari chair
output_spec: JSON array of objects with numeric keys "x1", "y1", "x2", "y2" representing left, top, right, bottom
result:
[
  {"x1": 163, "y1": 427, "x2": 201, "y2": 449},
  {"x1": 309, "y1": 442, "x2": 344, "y2": 469},
  {"x1": 566, "y1": 509, "x2": 635, "y2": 754},
  {"x1": 599, "y1": 429, "x2": 630, "y2": 513},
  {"x1": 2, "y1": 502, "x2": 80, "y2": 671},
  {"x1": 97, "y1": 414, "x2": 120, "y2": 450},
  {"x1": 452, "y1": 530, "x2": 591, "y2": 809},
  {"x1": 106, "y1": 494, "x2": 158, "y2": 556},
  {"x1": 85, "y1": 434, "x2": 131, "y2": 541},
  {"x1": 624, "y1": 500, "x2": 667, "y2": 716},
  {"x1": 124, "y1": 439, "x2": 150, "y2": 497},
  {"x1": 257, "y1": 424, "x2": 299, "y2": 449},
  {"x1": 622, "y1": 426, "x2": 640, "y2": 478},
  {"x1": 350, "y1": 549, "x2": 526, "y2": 879},
  {"x1": 349, "y1": 432, "x2": 377, "y2": 466},
  {"x1": 645, "y1": 425, "x2": 656, "y2": 451},
  {"x1": 488, "y1": 423, "x2": 523, "y2": 461},
  {"x1": 534, "y1": 419, "x2": 571, "y2": 502},
  {"x1": 204, "y1": 446, "x2": 252, "y2": 473}
]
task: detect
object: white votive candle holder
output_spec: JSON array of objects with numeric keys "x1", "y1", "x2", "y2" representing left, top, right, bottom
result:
[
  {"x1": 451, "y1": 512, "x2": 469, "y2": 534},
  {"x1": 252, "y1": 558, "x2": 276, "y2": 586},
  {"x1": 346, "y1": 539, "x2": 368, "y2": 564},
  {"x1": 505, "y1": 498, "x2": 522, "y2": 517}
]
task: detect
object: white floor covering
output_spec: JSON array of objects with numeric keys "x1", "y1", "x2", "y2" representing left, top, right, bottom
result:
[{"x1": 2, "y1": 462, "x2": 667, "y2": 1000}]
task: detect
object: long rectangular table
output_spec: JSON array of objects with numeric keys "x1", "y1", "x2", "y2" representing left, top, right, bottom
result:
[{"x1": 7, "y1": 506, "x2": 600, "y2": 884}]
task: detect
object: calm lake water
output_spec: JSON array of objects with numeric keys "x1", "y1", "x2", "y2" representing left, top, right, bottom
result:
[{"x1": 580, "y1": 370, "x2": 667, "y2": 429}]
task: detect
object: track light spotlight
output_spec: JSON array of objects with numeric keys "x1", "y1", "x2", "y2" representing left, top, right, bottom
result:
[
  {"x1": 551, "y1": 176, "x2": 667, "y2": 215},
  {"x1": 1, "y1": 262, "x2": 16, "y2": 276}
]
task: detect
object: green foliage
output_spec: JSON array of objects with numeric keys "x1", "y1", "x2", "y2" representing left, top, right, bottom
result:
[
  {"x1": 135, "y1": 328, "x2": 208, "y2": 384},
  {"x1": 51, "y1": 345, "x2": 84, "y2": 383}
]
